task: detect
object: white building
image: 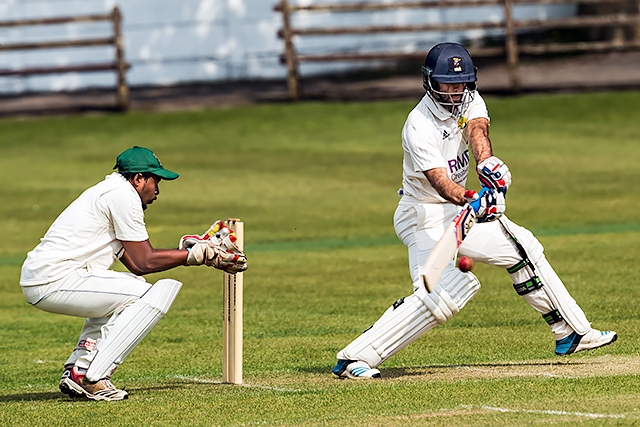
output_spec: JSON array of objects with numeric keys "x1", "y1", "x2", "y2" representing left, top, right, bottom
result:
[{"x1": 0, "y1": 0, "x2": 575, "y2": 94}]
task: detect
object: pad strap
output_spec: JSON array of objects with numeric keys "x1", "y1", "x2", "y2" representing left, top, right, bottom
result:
[
  {"x1": 513, "y1": 276, "x2": 543, "y2": 295},
  {"x1": 507, "y1": 258, "x2": 529, "y2": 274},
  {"x1": 508, "y1": 257, "x2": 544, "y2": 295},
  {"x1": 543, "y1": 309, "x2": 564, "y2": 325}
]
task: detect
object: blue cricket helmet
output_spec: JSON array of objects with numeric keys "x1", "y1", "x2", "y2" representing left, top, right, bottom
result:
[
  {"x1": 421, "y1": 42, "x2": 478, "y2": 115},
  {"x1": 422, "y1": 42, "x2": 477, "y2": 89}
]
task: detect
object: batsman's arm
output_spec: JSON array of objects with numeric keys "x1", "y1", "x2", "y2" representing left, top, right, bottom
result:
[
  {"x1": 120, "y1": 240, "x2": 189, "y2": 275},
  {"x1": 424, "y1": 168, "x2": 468, "y2": 206},
  {"x1": 466, "y1": 117, "x2": 492, "y2": 164}
]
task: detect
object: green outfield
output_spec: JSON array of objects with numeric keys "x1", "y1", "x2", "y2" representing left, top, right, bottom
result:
[{"x1": 0, "y1": 91, "x2": 638, "y2": 426}]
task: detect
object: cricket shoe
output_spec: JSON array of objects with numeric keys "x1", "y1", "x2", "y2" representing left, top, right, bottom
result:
[
  {"x1": 555, "y1": 329, "x2": 618, "y2": 355},
  {"x1": 62, "y1": 367, "x2": 128, "y2": 401},
  {"x1": 332, "y1": 359, "x2": 381, "y2": 379},
  {"x1": 59, "y1": 365, "x2": 83, "y2": 398}
]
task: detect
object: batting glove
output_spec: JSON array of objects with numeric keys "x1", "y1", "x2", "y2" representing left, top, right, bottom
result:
[
  {"x1": 477, "y1": 156, "x2": 511, "y2": 195},
  {"x1": 467, "y1": 187, "x2": 505, "y2": 223}
]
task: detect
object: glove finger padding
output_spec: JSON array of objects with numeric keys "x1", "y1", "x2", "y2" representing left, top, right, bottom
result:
[
  {"x1": 207, "y1": 233, "x2": 248, "y2": 273},
  {"x1": 186, "y1": 241, "x2": 215, "y2": 266},
  {"x1": 469, "y1": 187, "x2": 506, "y2": 223},
  {"x1": 206, "y1": 244, "x2": 248, "y2": 273},
  {"x1": 179, "y1": 234, "x2": 206, "y2": 250},
  {"x1": 477, "y1": 156, "x2": 511, "y2": 194},
  {"x1": 179, "y1": 220, "x2": 230, "y2": 250}
]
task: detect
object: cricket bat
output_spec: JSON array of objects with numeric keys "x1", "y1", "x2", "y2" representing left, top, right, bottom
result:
[{"x1": 420, "y1": 204, "x2": 476, "y2": 292}]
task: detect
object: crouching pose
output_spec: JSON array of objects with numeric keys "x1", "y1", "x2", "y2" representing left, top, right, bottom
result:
[
  {"x1": 332, "y1": 43, "x2": 616, "y2": 379},
  {"x1": 20, "y1": 146, "x2": 247, "y2": 400}
]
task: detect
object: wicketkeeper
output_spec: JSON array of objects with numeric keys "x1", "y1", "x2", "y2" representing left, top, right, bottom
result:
[
  {"x1": 332, "y1": 42, "x2": 617, "y2": 379},
  {"x1": 20, "y1": 146, "x2": 247, "y2": 400}
]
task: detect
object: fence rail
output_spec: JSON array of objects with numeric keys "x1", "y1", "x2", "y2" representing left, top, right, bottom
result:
[
  {"x1": 0, "y1": 7, "x2": 130, "y2": 111},
  {"x1": 275, "y1": 0, "x2": 640, "y2": 99}
]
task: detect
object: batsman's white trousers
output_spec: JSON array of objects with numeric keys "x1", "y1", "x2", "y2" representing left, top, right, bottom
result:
[
  {"x1": 21, "y1": 264, "x2": 181, "y2": 380},
  {"x1": 337, "y1": 199, "x2": 591, "y2": 367},
  {"x1": 394, "y1": 200, "x2": 589, "y2": 336}
]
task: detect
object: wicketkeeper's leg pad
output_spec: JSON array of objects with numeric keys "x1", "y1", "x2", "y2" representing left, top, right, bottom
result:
[
  {"x1": 82, "y1": 279, "x2": 182, "y2": 381},
  {"x1": 502, "y1": 220, "x2": 590, "y2": 337},
  {"x1": 337, "y1": 269, "x2": 480, "y2": 368}
]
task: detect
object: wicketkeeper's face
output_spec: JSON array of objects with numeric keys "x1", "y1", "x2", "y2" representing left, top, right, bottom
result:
[{"x1": 138, "y1": 175, "x2": 160, "y2": 210}]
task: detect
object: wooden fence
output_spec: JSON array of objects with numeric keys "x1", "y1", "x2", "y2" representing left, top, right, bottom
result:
[
  {"x1": 0, "y1": 7, "x2": 130, "y2": 111},
  {"x1": 275, "y1": 0, "x2": 640, "y2": 100}
]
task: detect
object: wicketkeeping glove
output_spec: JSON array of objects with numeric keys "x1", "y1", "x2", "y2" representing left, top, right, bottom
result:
[
  {"x1": 185, "y1": 241, "x2": 247, "y2": 272},
  {"x1": 207, "y1": 224, "x2": 247, "y2": 274},
  {"x1": 179, "y1": 220, "x2": 230, "y2": 250},
  {"x1": 477, "y1": 156, "x2": 511, "y2": 194},
  {"x1": 186, "y1": 241, "x2": 216, "y2": 266},
  {"x1": 181, "y1": 220, "x2": 248, "y2": 273},
  {"x1": 179, "y1": 234, "x2": 206, "y2": 250},
  {"x1": 466, "y1": 187, "x2": 505, "y2": 223}
]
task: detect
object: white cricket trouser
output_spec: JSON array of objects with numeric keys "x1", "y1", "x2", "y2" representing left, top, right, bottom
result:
[
  {"x1": 337, "y1": 199, "x2": 592, "y2": 368},
  {"x1": 395, "y1": 199, "x2": 589, "y2": 338},
  {"x1": 22, "y1": 265, "x2": 153, "y2": 375},
  {"x1": 394, "y1": 201, "x2": 523, "y2": 285}
]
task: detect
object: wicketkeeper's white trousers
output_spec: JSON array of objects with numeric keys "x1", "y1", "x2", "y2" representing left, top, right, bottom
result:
[{"x1": 22, "y1": 264, "x2": 152, "y2": 376}]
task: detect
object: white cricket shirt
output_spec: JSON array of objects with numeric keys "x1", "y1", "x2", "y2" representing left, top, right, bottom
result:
[
  {"x1": 400, "y1": 91, "x2": 489, "y2": 203},
  {"x1": 20, "y1": 173, "x2": 149, "y2": 286}
]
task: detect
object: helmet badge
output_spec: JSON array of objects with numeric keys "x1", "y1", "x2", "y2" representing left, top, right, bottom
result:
[{"x1": 449, "y1": 57, "x2": 464, "y2": 73}]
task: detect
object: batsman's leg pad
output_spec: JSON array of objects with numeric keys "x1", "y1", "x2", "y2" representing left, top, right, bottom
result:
[
  {"x1": 502, "y1": 221, "x2": 590, "y2": 336},
  {"x1": 338, "y1": 270, "x2": 480, "y2": 368},
  {"x1": 84, "y1": 279, "x2": 182, "y2": 381}
]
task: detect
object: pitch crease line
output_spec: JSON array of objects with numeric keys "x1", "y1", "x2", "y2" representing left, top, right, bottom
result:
[
  {"x1": 462, "y1": 404, "x2": 628, "y2": 419},
  {"x1": 174, "y1": 375, "x2": 301, "y2": 393}
]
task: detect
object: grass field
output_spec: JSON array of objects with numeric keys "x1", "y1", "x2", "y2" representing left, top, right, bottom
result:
[{"x1": 0, "y1": 91, "x2": 639, "y2": 426}]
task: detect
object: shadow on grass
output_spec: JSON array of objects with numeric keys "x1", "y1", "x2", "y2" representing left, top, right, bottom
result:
[
  {"x1": 0, "y1": 391, "x2": 72, "y2": 402},
  {"x1": 301, "y1": 359, "x2": 595, "y2": 379},
  {"x1": 0, "y1": 383, "x2": 192, "y2": 403}
]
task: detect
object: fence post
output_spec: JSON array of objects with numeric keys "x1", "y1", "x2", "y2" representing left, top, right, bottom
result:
[
  {"x1": 503, "y1": 0, "x2": 520, "y2": 94},
  {"x1": 279, "y1": 0, "x2": 301, "y2": 100},
  {"x1": 112, "y1": 6, "x2": 129, "y2": 111},
  {"x1": 635, "y1": 0, "x2": 640, "y2": 43}
]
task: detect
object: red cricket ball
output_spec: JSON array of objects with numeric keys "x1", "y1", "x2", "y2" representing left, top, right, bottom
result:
[{"x1": 458, "y1": 256, "x2": 474, "y2": 272}]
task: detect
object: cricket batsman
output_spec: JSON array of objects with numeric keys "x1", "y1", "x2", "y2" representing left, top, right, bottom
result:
[
  {"x1": 332, "y1": 42, "x2": 617, "y2": 379},
  {"x1": 20, "y1": 146, "x2": 247, "y2": 400}
]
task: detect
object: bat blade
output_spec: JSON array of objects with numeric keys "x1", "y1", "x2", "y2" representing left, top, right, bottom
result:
[{"x1": 421, "y1": 204, "x2": 476, "y2": 292}]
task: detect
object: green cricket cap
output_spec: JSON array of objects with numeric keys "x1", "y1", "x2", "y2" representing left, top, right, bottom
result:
[{"x1": 114, "y1": 146, "x2": 179, "y2": 180}]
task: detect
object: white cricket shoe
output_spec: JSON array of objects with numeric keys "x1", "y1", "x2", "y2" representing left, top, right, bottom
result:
[
  {"x1": 555, "y1": 329, "x2": 618, "y2": 355},
  {"x1": 62, "y1": 367, "x2": 128, "y2": 401},
  {"x1": 332, "y1": 359, "x2": 381, "y2": 379},
  {"x1": 59, "y1": 365, "x2": 83, "y2": 398}
]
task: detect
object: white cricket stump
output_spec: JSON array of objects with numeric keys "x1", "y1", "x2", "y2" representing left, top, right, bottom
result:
[{"x1": 222, "y1": 219, "x2": 243, "y2": 384}]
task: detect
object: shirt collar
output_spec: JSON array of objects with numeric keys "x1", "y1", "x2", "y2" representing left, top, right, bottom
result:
[{"x1": 421, "y1": 92, "x2": 456, "y2": 121}]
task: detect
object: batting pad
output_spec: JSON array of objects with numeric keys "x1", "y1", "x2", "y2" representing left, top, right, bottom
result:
[
  {"x1": 501, "y1": 221, "x2": 591, "y2": 336},
  {"x1": 85, "y1": 279, "x2": 182, "y2": 381},
  {"x1": 534, "y1": 258, "x2": 590, "y2": 335},
  {"x1": 338, "y1": 270, "x2": 480, "y2": 368}
]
